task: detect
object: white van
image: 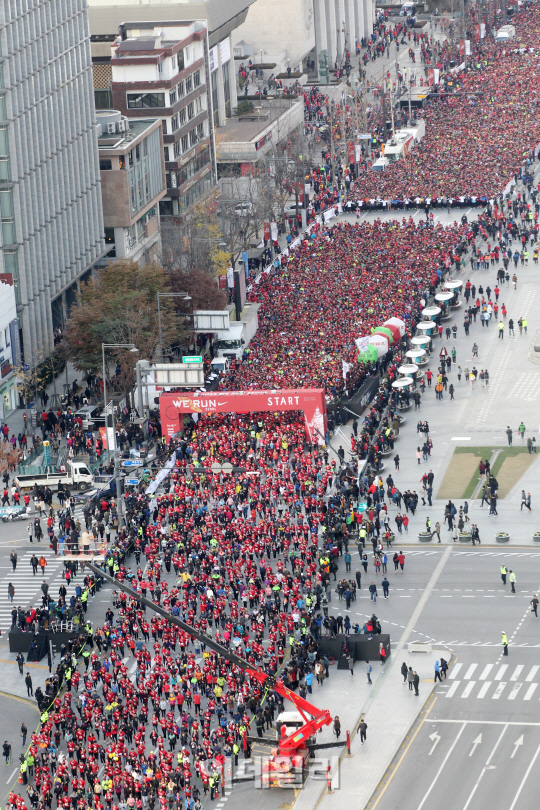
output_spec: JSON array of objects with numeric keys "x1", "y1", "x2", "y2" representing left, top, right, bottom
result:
[
  {"x1": 74, "y1": 404, "x2": 102, "y2": 430},
  {"x1": 400, "y1": 2, "x2": 415, "y2": 14},
  {"x1": 371, "y1": 157, "x2": 389, "y2": 171}
]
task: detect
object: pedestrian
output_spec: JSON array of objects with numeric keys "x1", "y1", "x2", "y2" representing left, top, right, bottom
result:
[
  {"x1": 357, "y1": 720, "x2": 367, "y2": 744},
  {"x1": 369, "y1": 582, "x2": 377, "y2": 603},
  {"x1": 407, "y1": 666, "x2": 414, "y2": 690},
  {"x1": 333, "y1": 716, "x2": 341, "y2": 738},
  {"x1": 348, "y1": 655, "x2": 354, "y2": 677},
  {"x1": 434, "y1": 660, "x2": 441, "y2": 682},
  {"x1": 501, "y1": 564, "x2": 507, "y2": 585},
  {"x1": 518, "y1": 421, "x2": 526, "y2": 440},
  {"x1": 379, "y1": 643, "x2": 386, "y2": 665},
  {"x1": 401, "y1": 661, "x2": 408, "y2": 684},
  {"x1": 9, "y1": 550, "x2": 17, "y2": 571},
  {"x1": 3, "y1": 741, "x2": 11, "y2": 764},
  {"x1": 531, "y1": 595, "x2": 539, "y2": 618},
  {"x1": 24, "y1": 671, "x2": 33, "y2": 697},
  {"x1": 366, "y1": 661, "x2": 372, "y2": 684},
  {"x1": 16, "y1": 652, "x2": 24, "y2": 674},
  {"x1": 7, "y1": 582, "x2": 14, "y2": 603},
  {"x1": 506, "y1": 426, "x2": 513, "y2": 446},
  {"x1": 382, "y1": 576, "x2": 389, "y2": 598},
  {"x1": 20, "y1": 723, "x2": 27, "y2": 746},
  {"x1": 509, "y1": 570, "x2": 516, "y2": 593},
  {"x1": 502, "y1": 631, "x2": 509, "y2": 656},
  {"x1": 413, "y1": 671, "x2": 420, "y2": 696},
  {"x1": 472, "y1": 342, "x2": 478, "y2": 359}
]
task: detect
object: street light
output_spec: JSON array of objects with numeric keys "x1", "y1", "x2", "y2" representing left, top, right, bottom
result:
[
  {"x1": 157, "y1": 292, "x2": 191, "y2": 361},
  {"x1": 101, "y1": 342, "x2": 138, "y2": 529}
]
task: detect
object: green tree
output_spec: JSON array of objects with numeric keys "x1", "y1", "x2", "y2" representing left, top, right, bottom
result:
[{"x1": 64, "y1": 260, "x2": 179, "y2": 388}]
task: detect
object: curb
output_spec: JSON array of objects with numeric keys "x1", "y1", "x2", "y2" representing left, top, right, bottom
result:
[{"x1": 0, "y1": 688, "x2": 40, "y2": 710}]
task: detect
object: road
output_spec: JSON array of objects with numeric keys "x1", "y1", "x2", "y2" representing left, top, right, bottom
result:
[{"x1": 366, "y1": 551, "x2": 540, "y2": 810}]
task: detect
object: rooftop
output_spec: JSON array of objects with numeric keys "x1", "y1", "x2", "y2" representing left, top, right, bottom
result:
[{"x1": 98, "y1": 117, "x2": 161, "y2": 153}]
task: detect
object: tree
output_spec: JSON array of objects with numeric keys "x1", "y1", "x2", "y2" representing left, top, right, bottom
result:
[{"x1": 64, "y1": 260, "x2": 179, "y2": 388}]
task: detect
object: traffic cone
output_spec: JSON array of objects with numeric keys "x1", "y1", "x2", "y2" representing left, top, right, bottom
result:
[{"x1": 18, "y1": 774, "x2": 23, "y2": 783}]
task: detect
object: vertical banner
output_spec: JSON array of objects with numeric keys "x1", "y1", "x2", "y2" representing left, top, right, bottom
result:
[
  {"x1": 270, "y1": 221, "x2": 278, "y2": 241},
  {"x1": 347, "y1": 141, "x2": 355, "y2": 162},
  {"x1": 465, "y1": 40, "x2": 471, "y2": 55},
  {"x1": 263, "y1": 222, "x2": 270, "y2": 241},
  {"x1": 433, "y1": 68, "x2": 440, "y2": 85},
  {"x1": 428, "y1": 68, "x2": 434, "y2": 85},
  {"x1": 475, "y1": 23, "x2": 480, "y2": 40},
  {"x1": 242, "y1": 250, "x2": 249, "y2": 279},
  {"x1": 459, "y1": 40, "x2": 465, "y2": 57},
  {"x1": 480, "y1": 22, "x2": 486, "y2": 38}
]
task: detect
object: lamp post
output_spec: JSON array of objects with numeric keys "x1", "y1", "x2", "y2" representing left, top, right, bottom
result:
[
  {"x1": 157, "y1": 292, "x2": 192, "y2": 362},
  {"x1": 101, "y1": 342, "x2": 138, "y2": 529}
]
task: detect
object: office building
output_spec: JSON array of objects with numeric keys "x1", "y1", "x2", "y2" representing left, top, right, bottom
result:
[
  {"x1": 109, "y1": 22, "x2": 215, "y2": 216},
  {"x1": 97, "y1": 111, "x2": 166, "y2": 262},
  {"x1": 0, "y1": 0, "x2": 106, "y2": 366}
]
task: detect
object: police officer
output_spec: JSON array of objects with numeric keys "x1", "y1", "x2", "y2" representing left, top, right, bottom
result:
[{"x1": 501, "y1": 565, "x2": 507, "y2": 585}]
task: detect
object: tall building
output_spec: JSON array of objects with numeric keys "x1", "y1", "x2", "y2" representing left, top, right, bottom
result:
[
  {"x1": 110, "y1": 22, "x2": 216, "y2": 217},
  {"x1": 96, "y1": 110, "x2": 166, "y2": 261},
  {"x1": 0, "y1": 0, "x2": 106, "y2": 366}
]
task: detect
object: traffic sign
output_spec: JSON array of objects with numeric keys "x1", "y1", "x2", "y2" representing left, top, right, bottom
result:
[
  {"x1": 221, "y1": 462, "x2": 233, "y2": 474},
  {"x1": 122, "y1": 459, "x2": 144, "y2": 467},
  {"x1": 211, "y1": 462, "x2": 222, "y2": 474},
  {"x1": 124, "y1": 478, "x2": 139, "y2": 486},
  {"x1": 182, "y1": 355, "x2": 203, "y2": 364}
]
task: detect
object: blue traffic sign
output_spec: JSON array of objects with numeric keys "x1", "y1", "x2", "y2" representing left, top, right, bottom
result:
[
  {"x1": 122, "y1": 459, "x2": 144, "y2": 467},
  {"x1": 124, "y1": 478, "x2": 139, "y2": 485}
]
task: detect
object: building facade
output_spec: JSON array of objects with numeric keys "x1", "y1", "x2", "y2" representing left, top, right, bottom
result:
[
  {"x1": 97, "y1": 111, "x2": 166, "y2": 262},
  {"x1": 0, "y1": 0, "x2": 106, "y2": 366},
  {"x1": 0, "y1": 274, "x2": 19, "y2": 415},
  {"x1": 110, "y1": 22, "x2": 216, "y2": 217}
]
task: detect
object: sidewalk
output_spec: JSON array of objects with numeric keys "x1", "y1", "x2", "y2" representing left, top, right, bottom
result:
[{"x1": 293, "y1": 647, "x2": 450, "y2": 810}]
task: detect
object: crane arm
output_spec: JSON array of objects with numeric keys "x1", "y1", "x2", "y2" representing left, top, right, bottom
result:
[{"x1": 84, "y1": 560, "x2": 332, "y2": 751}]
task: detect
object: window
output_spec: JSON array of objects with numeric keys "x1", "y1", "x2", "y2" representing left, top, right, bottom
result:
[
  {"x1": 222, "y1": 62, "x2": 231, "y2": 118},
  {"x1": 185, "y1": 74, "x2": 193, "y2": 94},
  {"x1": 178, "y1": 81, "x2": 185, "y2": 98},
  {"x1": 177, "y1": 50, "x2": 185, "y2": 71},
  {"x1": 94, "y1": 89, "x2": 112, "y2": 110},
  {"x1": 211, "y1": 70, "x2": 219, "y2": 127},
  {"x1": 171, "y1": 113, "x2": 179, "y2": 132},
  {"x1": 193, "y1": 69, "x2": 201, "y2": 88},
  {"x1": 181, "y1": 135, "x2": 188, "y2": 153},
  {"x1": 162, "y1": 119, "x2": 167, "y2": 135},
  {"x1": 158, "y1": 59, "x2": 163, "y2": 74},
  {"x1": 169, "y1": 88, "x2": 177, "y2": 105},
  {"x1": 174, "y1": 141, "x2": 181, "y2": 159},
  {"x1": 127, "y1": 92, "x2": 165, "y2": 109},
  {"x1": 4, "y1": 328, "x2": 9, "y2": 347},
  {"x1": 195, "y1": 96, "x2": 203, "y2": 114},
  {"x1": 189, "y1": 128, "x2": 197, "y2": 146},
  {"x1": 197, "y1": 122, "x2": 204, "y2": 140},
  {"x1": 179, "y1": 108, "x2": 186, "y2": 126},
  {"x1": 164, "y1": 146, "x2": 169, "y2": 161},
  {"x1": 187, "y1": 102, "x2": 194, "y2": 121},
  {"x1": 99, "y1": 159, "x2": 112, "y2": 171}
]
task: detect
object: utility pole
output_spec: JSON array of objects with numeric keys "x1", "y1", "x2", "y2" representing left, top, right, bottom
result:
[{"x1": 263, "y1": 155, "x2": 274, "y2": 261}]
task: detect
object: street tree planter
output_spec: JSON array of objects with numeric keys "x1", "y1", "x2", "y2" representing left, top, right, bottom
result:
[
  {"x1": 381, "y1": 449, "x2": 393, "y2": 457},
  {"x1": 397, "y1": 402, "x2": 411, "y2": 411},
  {"x1": 496, "y1": 532, "x2": 510, "y2": 543},
  {"x1": 533, "y1": 532, "x2": 540, "y2": 542},
  {"x1": 418, "y1": 532, "x2": 432, "y2": 542},
  {"x1": 459, "y1": 532, "x2": 472, "y2": 542}
]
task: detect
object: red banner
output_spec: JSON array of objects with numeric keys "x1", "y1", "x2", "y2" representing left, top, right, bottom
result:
[
  {"x1": 99, "y1": 426, "x2": 108, "y2": 450},
  {"x1": 263, "y1": 222, "x2": 270, "y2": 241},
  {"x1": 428, "y1": 68, "x2": 434, "y2": 86},
  {"x1": 159, "y1": 389, "x2": 327, "y2": 445},
  {"x1": 347, "y1": 141, "x2": 355, "y2": 162},
  {"x1": 474, "y1": 23, "x2": 480, "y2": 41},
  {"x1": 459, "y1": 39, "x2": 465, "y2": 56}
]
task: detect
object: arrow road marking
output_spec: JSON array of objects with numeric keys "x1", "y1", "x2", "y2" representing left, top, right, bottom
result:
[
  {"x1": 429, "y1": 731, "x2": 441, "y2": 755},
  {"x1": 469, "y1": 734, "x2": 482, "y2": 756},
  {"x1": 511, "y1": 735, "x2": 524, "y2": 759}
]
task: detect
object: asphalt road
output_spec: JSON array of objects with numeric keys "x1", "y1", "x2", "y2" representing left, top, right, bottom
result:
[{"x1": 0, "y1": 693, "x2": 39, "y2": 806}]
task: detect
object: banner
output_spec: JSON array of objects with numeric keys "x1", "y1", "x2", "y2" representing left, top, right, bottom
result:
[
  {"x1": 428, "y1": 68, "x2": 434, "y2": 86},
  {"x1": 465, "y1": 39, "x2": 471, "y2": 55},
  {"x1": 433, "y1": 68, "x2": 440, "y2": 85},
  {"x1": 342, "y1": 360, "x2": 351, "y2": 380},
  {"x1": 270, "y1": 221, "x2": 278, "y2": 241},
  {"x1": 145, "y1": 451, "x2": 177, "y2": 495},
  {"x1": 459, "y1": 39, "x2": 465, "y2": 57},
  {"x1": 355, "y1": 336, "x2": 370, "y2": 354},
  {"x1": 475, "y1": 23, "x2": 480, "y2": 40},
  {"x1": 263, "y1": 222, "x2": 270, "y2": 241},
  {"x1": 159, "y1": 388, "x2": 328, "y2": 446}
]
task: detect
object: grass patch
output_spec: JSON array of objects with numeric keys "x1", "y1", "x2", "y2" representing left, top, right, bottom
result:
[{"x1": 451, "y1": 446, "x2": 534, "y2": 499}]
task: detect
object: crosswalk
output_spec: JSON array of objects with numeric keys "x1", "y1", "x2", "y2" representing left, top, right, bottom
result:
[
  {"x1": 440, "y1": 662, "x2": 540, "y2": 701},
  {"x1": 0, "y1": 549, "x2": 77, "y2": 632}
]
